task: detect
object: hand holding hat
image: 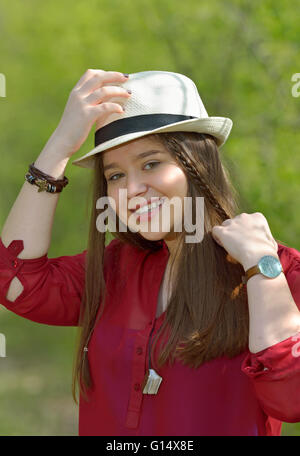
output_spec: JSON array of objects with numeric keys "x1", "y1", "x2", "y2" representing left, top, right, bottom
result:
[
  {"x1": 53, "y1": 69, "x2": 131, "y2": 158},
  {"x1": 72, "y1": 70, "x2": 233, "y2": 169}
]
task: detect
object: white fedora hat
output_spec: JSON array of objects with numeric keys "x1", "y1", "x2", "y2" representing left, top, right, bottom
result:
[{"x1": 72, "y1": 70, "x2": 233, "y2": 169}]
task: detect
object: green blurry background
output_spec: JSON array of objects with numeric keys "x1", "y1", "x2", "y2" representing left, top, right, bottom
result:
[{"x1": 0, "y1": 0, "x2": 299, "y2": 436}]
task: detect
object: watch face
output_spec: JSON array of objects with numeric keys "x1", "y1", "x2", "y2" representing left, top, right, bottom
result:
[{"x1": 258, "y1": 256, "x2": 283, "y2": 278}]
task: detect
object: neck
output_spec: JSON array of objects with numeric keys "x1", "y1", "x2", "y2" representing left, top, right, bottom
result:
[{"x1": 164, "y1": 231, "x2": 180, "y2": 260}]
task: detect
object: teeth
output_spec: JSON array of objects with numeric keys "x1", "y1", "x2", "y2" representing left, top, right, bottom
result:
[{"x1": 135, "y1": 198, "x2": 165, "y2": 215}]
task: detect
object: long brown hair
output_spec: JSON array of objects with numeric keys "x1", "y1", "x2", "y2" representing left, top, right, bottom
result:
[{"x1": 71, "y1": 131, "x2": 265, "y2": 403}]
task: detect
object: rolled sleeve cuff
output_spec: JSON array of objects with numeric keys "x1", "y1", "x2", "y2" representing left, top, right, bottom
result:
[
  {"x1": 0, "y1": 238, "x2": 48, "y2": 271},
  {"x1": 242, "y1": 333, "x2": 300, "y2": 422},
  {"x1": 242, "y1": 333, "x2": 300, "y2": 380}
]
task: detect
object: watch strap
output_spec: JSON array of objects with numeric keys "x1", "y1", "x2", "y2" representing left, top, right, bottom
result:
[{"x1": 242, "y1": 265, "x2": 260, "y2": 285}]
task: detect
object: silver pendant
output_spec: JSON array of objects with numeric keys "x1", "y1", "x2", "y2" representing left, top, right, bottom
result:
[{"x1": 142, "y1": 369, "x2": 163, "y2": 394}]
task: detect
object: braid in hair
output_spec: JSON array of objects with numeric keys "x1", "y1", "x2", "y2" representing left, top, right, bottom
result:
[
  {"x1": 167, "y1": 134, "x2": 245, "y2": 298},
  {"x1": 167, "y1": 134, "x2": 231, "y2": 220}
]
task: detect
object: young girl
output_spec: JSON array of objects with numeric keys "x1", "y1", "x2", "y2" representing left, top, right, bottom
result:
[{"x1": 1, "y1": 70, "x2": 300, "y2": 436}]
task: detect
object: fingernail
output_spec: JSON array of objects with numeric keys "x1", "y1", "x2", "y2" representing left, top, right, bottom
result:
[
  {"x1": 127, "y1": 89, "x2": 132, "y2": 94},
  {"x1": 123, "y1": 73, "x2": 129, "y2": 78}
]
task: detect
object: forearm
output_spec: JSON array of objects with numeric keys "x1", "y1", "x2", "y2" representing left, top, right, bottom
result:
[
  {"x1": 243, "y1": 251, "x2": 300, "y2": 353},
  {"x1": 1, "y1": 131, "x2": 70, "y2": 259}
]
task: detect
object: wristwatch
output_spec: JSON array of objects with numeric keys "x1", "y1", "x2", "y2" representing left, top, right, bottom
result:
[{"x1": 242, "y1": 255, "x2": 283, "y2": 285}]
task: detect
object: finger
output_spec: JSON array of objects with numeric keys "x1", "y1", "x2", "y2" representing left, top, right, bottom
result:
[
  {"x1": 73, "y1": 68, "x2": 102, "y2": 91},
  {"x1": 211, "y1": 227, "x2": 222, "y2": 246},
  {"x1": 213, "y1": 236, "x2": 222, "y2": 247},
  {"x1": 79, "y1": 71, "x2": 129, "y2": 96},
  {"x1": 85, "y1": 86, "x2": 131, "y2": 106},
  {"x1": 221, "y1": 219, "x2": 231, "y2": 226},
  {"x1": 91, "y1": 101, "x2": 125, "y2": 116}
]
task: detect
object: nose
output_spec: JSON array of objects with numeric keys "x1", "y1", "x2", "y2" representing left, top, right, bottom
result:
[{"x1": 126, "y1": 172, "x2": 149, "y2": 201}]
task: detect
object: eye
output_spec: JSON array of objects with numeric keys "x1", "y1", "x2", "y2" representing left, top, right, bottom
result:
[
  {"x1": 107, "y1": 161, "x2": 160, "y2": 182},
  {"x1": 107, "y1": 173, "x2": 123, "y2": 182},
  {"x1": 144, "y1": 160, "x2": 160, "y2": 170}
]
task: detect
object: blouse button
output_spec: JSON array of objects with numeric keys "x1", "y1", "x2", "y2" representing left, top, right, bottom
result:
[
  {"x1": 12, "y1": 259, "x2": 18, "y2": 268},
  {"x1": 136, "y1": 347, "x2": 143, "y2": 355},
  {"x1": 134, "y1": 383, "x2": 140, "y2": 391}
]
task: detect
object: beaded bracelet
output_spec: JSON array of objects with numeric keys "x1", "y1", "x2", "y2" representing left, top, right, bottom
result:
[{"x1": 25, "y1": 162, "x2": 69, "y2": 193}]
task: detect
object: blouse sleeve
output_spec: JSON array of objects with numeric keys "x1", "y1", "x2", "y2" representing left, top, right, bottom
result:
[
  {"x1": 0, "y1": 236, "x2": 87, "y2": 326},
  {"x1": 241, "y1": 244, "x2": 300, "y2": 423}
]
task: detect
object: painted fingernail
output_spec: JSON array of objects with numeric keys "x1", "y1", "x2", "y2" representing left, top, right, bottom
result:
[
  {"x1": 127, "y1": 89, "x2": 132, "y2": 94},
  {"x1": 123, "y1": 73, "x2": 129, "y2": 78}
]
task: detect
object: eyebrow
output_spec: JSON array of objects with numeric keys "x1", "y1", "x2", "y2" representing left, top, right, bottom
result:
[{"x1": 103, "y1": 149, "x2": 165, "y2": 173}]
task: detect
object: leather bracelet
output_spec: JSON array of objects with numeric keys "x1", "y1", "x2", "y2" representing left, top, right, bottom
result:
[{"x1": 25, "y1": 162, "x2": 69, "y2": 193}]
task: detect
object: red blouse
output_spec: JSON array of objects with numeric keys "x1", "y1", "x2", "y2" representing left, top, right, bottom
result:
[{"x1": 0, "y1": 236, "x2": 300, "y2": 436}]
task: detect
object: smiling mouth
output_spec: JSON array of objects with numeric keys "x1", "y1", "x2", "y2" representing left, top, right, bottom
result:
[{"x1": 132, "y1": 197, "x2": 167, "y2": 216}]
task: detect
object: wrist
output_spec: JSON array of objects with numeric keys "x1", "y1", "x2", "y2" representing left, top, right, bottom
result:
[
  {"x1": 241, "y1": 248, "x2": 279, "y2": 271},
  {"x1": 35, "y1": 144, "x2": 70, "y2": 181},
  {"x1": 51, "y1": 126, "x2": 79, "y2": 157},
  {"x1": 47, "y1": 129, "x2": 77, "y2": 158}
]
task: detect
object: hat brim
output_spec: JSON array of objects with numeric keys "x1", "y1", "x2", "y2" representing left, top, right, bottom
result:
[{"x1": 72, "y1": 116, "x2": 232, "y2": 169}]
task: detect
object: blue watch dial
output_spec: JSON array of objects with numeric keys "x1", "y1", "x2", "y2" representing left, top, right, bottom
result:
[{"x1": 258, "y1": 255, "x2": 282, "y2": 278}]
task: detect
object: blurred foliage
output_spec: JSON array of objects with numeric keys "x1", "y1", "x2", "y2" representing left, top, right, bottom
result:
[{"x1": 0, "y1": 0, "x2": 299, "y2": 436}]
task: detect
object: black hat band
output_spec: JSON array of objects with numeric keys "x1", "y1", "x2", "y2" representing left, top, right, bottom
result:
[{"x1": 94, "y1": 113, "x2": 197, "y2": 147}]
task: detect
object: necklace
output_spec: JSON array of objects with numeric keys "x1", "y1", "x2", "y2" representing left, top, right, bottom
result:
[
  {"x1": 142, "y1": 322, "x2": 163, "y2": 394},
  {"x1": 142, "y1": 254, "x2": 173, "y2": 394}
]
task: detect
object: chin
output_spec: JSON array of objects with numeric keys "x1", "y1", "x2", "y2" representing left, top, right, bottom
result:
[{"x1": 137, "y1": 230, "x2": 166, "y2": 242}]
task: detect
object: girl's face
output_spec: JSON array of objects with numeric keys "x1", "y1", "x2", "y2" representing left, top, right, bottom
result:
[{"x1": 102, "y1": 136, "x2": 188, "y2": 244}]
